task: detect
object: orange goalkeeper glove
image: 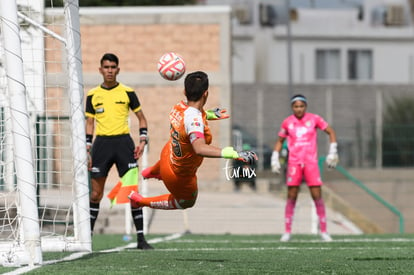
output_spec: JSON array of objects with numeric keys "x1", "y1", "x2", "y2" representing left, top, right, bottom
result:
[
  {"x1": 206, "y1": 108, "x2": 230, "y2": 120},
  {"x1": 221, "y1": 146, "x2": 258, "y2": 165}
]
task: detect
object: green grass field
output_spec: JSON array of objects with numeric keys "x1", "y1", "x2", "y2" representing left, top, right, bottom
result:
[{"x1": 3, "y1": 233, "x2": 414, "y2": 274}]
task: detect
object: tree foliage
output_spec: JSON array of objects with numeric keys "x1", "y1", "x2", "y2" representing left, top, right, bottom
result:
[{"x1": 382, "y1": 96, "x2": 414, "y2": 167}]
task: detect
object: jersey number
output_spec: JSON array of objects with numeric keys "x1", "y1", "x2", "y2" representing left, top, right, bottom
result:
[{"x1": 171, "y1": 128, "x2": 182, "y2": 157}]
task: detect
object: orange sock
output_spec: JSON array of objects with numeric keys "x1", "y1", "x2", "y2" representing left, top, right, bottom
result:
[{"x1": 140, "y1": 194, "x2": 181, "y2": 209}]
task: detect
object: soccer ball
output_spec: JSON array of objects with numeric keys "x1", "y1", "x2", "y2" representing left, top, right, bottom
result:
[{"x1": 157, "y1": 52, "x2": 186, "y2": 81}]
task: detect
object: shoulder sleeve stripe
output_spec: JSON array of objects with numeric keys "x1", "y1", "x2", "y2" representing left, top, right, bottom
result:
[
  {"x1": 85, "y1": 112, "x2": 95, "y2": 118},
  {"x1": 85, "y1": 94, "x2": 95, "y2": 115},
  {"x1": 132, "y1": 106, "x2": 142, "y2": 113},
  {"x1": 126, "y1": 90, "x2": 141, "y2": 111}
]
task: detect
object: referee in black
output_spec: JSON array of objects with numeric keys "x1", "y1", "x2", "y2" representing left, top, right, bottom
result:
[{"x1": 85, "y1": 53, "x2": 152, "y2": 249}]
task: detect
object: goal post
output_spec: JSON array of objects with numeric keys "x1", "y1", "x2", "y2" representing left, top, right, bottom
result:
[
  {"x1": 0, "y1": 0, "x2": 42, "y2": 266},
  {"x1": 0, "y1": 0, "x2": 91, "y2": 266},
  {"x1": 63, "y1": 0, "x2": 91, "y2": 253}
]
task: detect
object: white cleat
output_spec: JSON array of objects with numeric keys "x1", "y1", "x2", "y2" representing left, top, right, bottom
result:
[
  {"x1": 320, "y1": 232, "x2": 333, "y2": 242},
  {"x1": 280, "y1": 233, "x2": 291, "y2": 242}
]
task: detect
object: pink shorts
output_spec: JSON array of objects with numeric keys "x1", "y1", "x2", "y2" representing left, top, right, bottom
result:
[{"x1": 286, "y1": 162, "x2": 323, "y2": 187}]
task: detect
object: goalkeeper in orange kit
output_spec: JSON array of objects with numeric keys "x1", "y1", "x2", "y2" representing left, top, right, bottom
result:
[{"x1": 129, "y1": 71, "x2": 257, "y2": 209}]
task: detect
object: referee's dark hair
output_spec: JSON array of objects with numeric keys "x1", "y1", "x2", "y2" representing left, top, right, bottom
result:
[{"x1": 100, "y1": 53, "x2": 119, "y2": 66}]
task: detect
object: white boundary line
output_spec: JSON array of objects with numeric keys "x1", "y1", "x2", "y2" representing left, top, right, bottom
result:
[
  {"x1": 150, "y1": 246, "x2": 407, "y2": 252},
  {"x1": 170, "y1": 237, "x2": 414, "y2": 243},
  {"x1": 100, "y1": 232, "x2": 185, "y2": 253},
  {"x1": 3, "y1": 233, "x2": 185, "y2": 275}
]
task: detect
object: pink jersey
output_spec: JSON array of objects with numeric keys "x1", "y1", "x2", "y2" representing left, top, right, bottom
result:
[{"x1": 278, "y1": 112, "x2": 328, "y2": 165}]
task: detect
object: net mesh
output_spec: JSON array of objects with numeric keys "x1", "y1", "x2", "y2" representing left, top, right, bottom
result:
[{"x1": 0, "y1": 1, "x2": 89, "y2": 265}]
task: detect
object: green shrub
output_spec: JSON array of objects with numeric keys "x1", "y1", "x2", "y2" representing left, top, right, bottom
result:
[{"x1": 382, "y1": 96, "x2": 414, "y2": 167}]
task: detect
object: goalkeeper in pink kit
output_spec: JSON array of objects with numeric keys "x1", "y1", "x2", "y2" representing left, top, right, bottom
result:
[{"x1": 271, "y1": 94, "x2": 338, "y2": 242}]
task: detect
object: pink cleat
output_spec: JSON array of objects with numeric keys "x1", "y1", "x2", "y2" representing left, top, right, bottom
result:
[
  {"x1": 141, "y1": 167, "x2": 162, "y2": 180},
  {"x1": 128, "y1": 191, "x2": 143, "y2": 208}
]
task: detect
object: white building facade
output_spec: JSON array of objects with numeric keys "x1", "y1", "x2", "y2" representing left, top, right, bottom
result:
[{"x1": 209, "y1": 0, "x2": 414, "y2": 84}]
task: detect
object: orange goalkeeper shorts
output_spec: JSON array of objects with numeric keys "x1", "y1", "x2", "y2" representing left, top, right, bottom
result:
[{"x1": 150, "y1": 143, "x2": 198, "y2": 202}]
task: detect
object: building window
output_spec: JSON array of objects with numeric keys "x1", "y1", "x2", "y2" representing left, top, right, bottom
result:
[
  {"x1": 315, "y1": 49, "x2": 341, "y2": 80},
  {"x1": 348, "y1": 49, "x2": 373, "y2": 80}
]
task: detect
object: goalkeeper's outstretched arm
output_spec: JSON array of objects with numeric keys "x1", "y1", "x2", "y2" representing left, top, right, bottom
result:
[{"x1": 191, "y1": 136, "x2": 257, "y2": 165}]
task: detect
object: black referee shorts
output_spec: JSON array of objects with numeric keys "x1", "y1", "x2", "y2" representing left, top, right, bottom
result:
[{"x1": 90, "y1": 134, "x2": 138, "y2": 178}]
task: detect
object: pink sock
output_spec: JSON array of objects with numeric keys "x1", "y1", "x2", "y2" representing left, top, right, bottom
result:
[
  {"x1": 314, "y1": 198, "x2": 327, "y2": 233},
  {"x1": 284, "y1": 199, "x2": 296, "y2": 233}
]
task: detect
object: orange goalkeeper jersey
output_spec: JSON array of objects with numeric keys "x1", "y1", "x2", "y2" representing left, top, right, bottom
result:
[{"x1": 168, "y1": 101, "x2": 212, "y2": 177}]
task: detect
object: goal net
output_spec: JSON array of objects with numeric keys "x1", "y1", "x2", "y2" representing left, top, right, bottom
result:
[{"x1": 0, "y1": 0, "x2": 90, "y2": 266}]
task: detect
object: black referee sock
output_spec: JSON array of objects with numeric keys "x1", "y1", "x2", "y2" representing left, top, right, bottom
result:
[
  {"x1": 90, "y1": 202, "x2": 100, "y2": 232},
  {"x1": 130, "y1": 206, "x2": 146, "y2": 243}
]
